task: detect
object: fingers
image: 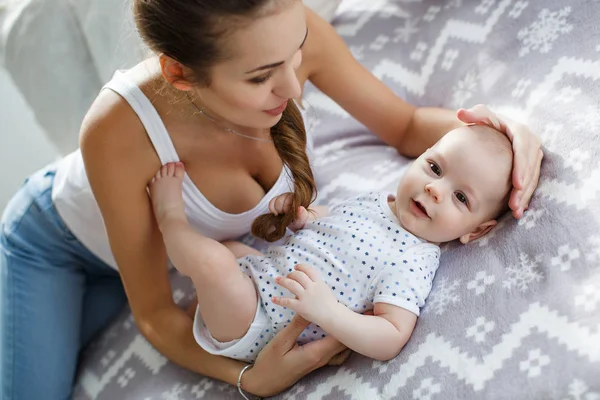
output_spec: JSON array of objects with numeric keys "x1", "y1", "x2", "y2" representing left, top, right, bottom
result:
[
  {"x1": 457, "y1": 105, "x2": 508, "y2": 133},
  {"x1": 509, "y1": 132, "x2": 543, "y2": 218},
  {"x1": 301, "y1": 335, "x2": 348, "y2": 371},
  {"x1": 457, "y1": 105, "x2": 491, "y2": 125},
  {"x1": 508, "y1": 188, "x2": 522, "y2": 219},
  {"x1": 516, "y1": 148, "x2": 543, "y2": 217},
  {"x1": 276, "y1": 194, "x2": 293, "y2": 215},
  {"x1": 326, "y1": 348, "x2": 353, "y2": 366},
  {"x1": 271, "y1": 315, "x2": 310, "y2": 354},
  {"x1": 276, "y1": 276, "x2": 306, "y2": 296},
  {"x1": 268, "y1": 196, "x2": 278, "y2": 215},
  {"x1": 294, "y1": 264, "x2": 321, "y2": 281},
  {"x1": 460, "y1": 105, "x2": 543, "y2": 220},
  {"x1": 272, "y1": 295, "x2": 300, "y2": 310},
  {"x1": 289, "y1": 206, "x2": 309, "y2": 231},
  {"x1": 286, "y1": 270, "x2": 314, "y2": 288},
  {"x1": 510, "y1": 130, "x2": 526, "y2": 190}
]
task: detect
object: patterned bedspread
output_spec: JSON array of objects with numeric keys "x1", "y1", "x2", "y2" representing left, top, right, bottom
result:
[{"x1": 74, "y1": 0, "x2": 600, "y2": 399}]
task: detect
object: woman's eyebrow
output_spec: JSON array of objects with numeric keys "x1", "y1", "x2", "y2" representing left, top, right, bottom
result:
[{"x1": 245, "y1": 28, "x2": 309, "y2": 74}]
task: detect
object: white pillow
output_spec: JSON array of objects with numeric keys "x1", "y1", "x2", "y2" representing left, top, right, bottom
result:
[{"x1": 304, "y1": 0, "x2": 342, "y2": 22}]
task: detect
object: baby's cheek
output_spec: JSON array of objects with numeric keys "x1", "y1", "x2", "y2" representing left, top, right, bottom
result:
[{"x1": 436, "y1": 213, "x2": 462, "y2": 238}]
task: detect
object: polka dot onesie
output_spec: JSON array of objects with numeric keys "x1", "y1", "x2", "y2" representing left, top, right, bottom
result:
[{"x1": 193, "y1": 192, "x2": 440, "y2": 362}]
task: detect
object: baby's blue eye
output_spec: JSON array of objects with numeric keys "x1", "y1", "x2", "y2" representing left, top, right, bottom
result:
[
  {"x1": 429, "y1": 162, "x2": 441, "y2": 176},
  {"x1": 455, "y1": 192, "x2": 468, "y2": 205}
]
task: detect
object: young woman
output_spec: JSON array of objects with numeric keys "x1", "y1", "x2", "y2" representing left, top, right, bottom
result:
[{"x1": 0, "y1": 0, "x2": 542, "y2": 398}]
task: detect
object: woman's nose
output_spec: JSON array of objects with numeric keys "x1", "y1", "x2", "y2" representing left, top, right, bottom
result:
[
  {"x1": 274, "y1": 69, "x2": 301, "y2": 100},
  {"x1": 273, "y1": 52, "x2": 302, "y2": 100}
]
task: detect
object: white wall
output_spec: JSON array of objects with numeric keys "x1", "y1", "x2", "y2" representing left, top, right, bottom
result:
[{"x1": 0, "y1": 68, "x2": 60, "y2": 212}]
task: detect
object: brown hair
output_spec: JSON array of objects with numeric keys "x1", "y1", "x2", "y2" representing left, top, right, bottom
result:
[
  {"x1": 133, "y1": 0, "x2": 315, "y2": 241},
  {"x1": 252, "y1": 101, "x2": 316, "y2": 241}
]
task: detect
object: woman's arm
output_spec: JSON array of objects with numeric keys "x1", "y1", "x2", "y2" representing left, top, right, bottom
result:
[
  {"x1": 301, "y1": 6, "x2": 461, "y2": 157},
  {"x1": 301, "y1": 8, "x2": 543, "y2": 217},
  {"x1": 80, "y1": 90, "x2": 346, "y2": 396},
  {"x1": 80, "y1": 91, "x2": 246, "y2": 384}
]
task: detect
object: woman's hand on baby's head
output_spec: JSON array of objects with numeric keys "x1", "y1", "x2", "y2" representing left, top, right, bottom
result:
[
  {"x1": 269, "y1": 193, "x2": 309, "y2": 231},
  {"x1": 457, "y1": 104, "x2": 543, "y2": 219}
]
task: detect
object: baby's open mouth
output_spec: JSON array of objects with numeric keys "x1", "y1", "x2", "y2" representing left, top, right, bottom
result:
[{"x1": 413, "y1": 199, "x2": 430, "y2": 218}]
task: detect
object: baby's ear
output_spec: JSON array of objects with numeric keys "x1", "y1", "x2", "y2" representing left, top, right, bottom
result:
[{"x1": 459, "y1": 220, "x2": 497, "y2": 244}]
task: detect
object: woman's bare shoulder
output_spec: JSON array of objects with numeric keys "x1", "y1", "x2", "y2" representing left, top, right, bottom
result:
[
  {"x1": 79, "y1": 64, "x2": 162, "y2": 178},
  {"x1": 82, "y1": 61, "x2": 163, "y2": 146},
  {"x1": 298, "y1": 5, "x2": 346, "y2": 81}
]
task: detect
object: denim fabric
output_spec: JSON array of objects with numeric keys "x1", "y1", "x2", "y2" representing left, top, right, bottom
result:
[{"x1": 0, "y1": 166, "x2": 126, "y2": 399}]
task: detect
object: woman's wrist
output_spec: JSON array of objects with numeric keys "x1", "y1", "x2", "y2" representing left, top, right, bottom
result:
[
  {"x1": 237, "y1": 364, "x2": 261, "y2": 399},
  {"x1": 239, "y1": 364, "x2": 264, "y2": 399}
]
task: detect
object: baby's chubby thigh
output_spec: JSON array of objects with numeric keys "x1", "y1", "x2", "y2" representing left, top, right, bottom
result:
[
  {"x1": 192, "y1": 257, "x2": 274, "y2": 363},
  {"x1": 222, "y1": 240, "x2": 264, "y2": 258}
]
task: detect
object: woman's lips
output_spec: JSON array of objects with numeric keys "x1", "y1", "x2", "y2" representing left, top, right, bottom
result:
[
  {"x1": 264, "y1": 101, "x2": 288, "y2": 116},
  {"x1": 410, "y1": 199, "x2": 430, "y2": 219}
]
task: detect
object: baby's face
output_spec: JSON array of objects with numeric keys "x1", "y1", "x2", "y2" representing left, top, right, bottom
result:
[{"x1": 392, "y1": 126, "x2": 512, "y2": 243}]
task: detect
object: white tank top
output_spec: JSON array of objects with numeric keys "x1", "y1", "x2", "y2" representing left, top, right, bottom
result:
[{"x1": 52, "y1": 71, "x2": 307, "y2": 270}]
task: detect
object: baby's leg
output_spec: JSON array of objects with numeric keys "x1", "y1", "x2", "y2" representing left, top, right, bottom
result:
[
  {"x1": 150, "y1": 162, "x2": 257, "y2": 342},
  {"x1": 222, "y1": 241, "x2": 264, "y2": 258}
]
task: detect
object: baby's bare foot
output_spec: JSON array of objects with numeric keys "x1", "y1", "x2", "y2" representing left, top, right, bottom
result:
[{"x1": 150, "y1": 162, "x2": 187, "y2": 229}]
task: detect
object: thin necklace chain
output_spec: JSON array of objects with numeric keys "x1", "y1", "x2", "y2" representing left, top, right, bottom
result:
[{"x1": 185, "y1": 93, "x2": 273, "y2": 143}]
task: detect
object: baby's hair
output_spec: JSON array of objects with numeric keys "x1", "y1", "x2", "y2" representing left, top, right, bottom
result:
[{"x1": 467, "y1": 124, "x2": 513, "y2": 219}]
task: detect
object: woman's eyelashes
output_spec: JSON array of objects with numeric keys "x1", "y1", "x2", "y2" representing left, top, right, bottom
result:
[{"x1": 249, "y1": 71, "x2": 274, "y2": 85}]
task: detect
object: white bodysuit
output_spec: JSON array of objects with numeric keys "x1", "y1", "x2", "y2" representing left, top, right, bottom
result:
[{"x1": 193, "y1": 192, "x2": 440, "y2": 362}]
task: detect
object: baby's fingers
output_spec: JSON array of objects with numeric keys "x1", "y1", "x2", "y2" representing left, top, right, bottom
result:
[
  {"x1": 276, "y1": 276, "x2": 305, "y2": 296},
  {"x1": 268, "y1": 196, "x2": 279, "y2": 216},
  {"x1": 272, "y1": 295, "x2": 299, "y2": 310},
  {"x1": 294, "y1": 264, "x2": 321, "y2": 282},
  {"x1": 288, "y1": 206, "x2": 309, "y2": 231}
]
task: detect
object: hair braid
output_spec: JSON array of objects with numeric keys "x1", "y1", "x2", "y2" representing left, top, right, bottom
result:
[{"x1": 251, "y1": 101, "x2": 316, "y2": 241}]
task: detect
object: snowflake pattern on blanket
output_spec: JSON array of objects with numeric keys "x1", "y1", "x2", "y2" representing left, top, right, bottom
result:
[{"x1": 73, "y1": 0, "x2": 600, "y2": 399}]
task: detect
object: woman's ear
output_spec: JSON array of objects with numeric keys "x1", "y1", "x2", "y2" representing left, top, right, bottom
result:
[
  {"x1": 459, "y1": 220, "x2": 497, "y2": 244},
  {"x1": 159, "y1": 54, "x2": 196, "y2": 92}
]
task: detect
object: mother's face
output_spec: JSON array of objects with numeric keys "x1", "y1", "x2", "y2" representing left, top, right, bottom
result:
[{"x1": 196, "y1": 0, "x2": 307, "y2": 130}]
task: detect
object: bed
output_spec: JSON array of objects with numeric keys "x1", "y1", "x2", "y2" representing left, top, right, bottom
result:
[{"x1": 2, "y1": 0, "x2": 599, "y2": 399}]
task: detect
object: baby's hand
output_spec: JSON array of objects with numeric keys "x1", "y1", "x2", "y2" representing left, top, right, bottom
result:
[
  {"x1": 272, "y1": 264, "x2": 338, "y2": 325},
  {"x1": 268, "y1": 193, "x2": 309, "y2": 231}
]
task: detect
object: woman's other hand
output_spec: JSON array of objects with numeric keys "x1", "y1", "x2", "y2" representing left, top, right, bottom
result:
[
  {"x1": 242, "y1": 315, "x2": 347, "y2": 397},
  {"x1": 457, "y1": 104, "x2": 543, "y2": 219}
]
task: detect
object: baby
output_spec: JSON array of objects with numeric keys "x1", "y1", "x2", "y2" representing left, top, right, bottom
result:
[{"x1": 150, "y1": 124, "x2": 513, "y2": 362}]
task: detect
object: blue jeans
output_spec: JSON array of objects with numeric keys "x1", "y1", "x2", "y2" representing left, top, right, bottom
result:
[{"x1": 0, "y1": 166, "x2": 127, "y2": 400}]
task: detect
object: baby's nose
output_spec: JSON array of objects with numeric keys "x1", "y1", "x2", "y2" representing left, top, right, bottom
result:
[{"x1": 426, "y1": 184, "x2": 443, "y2": 203}]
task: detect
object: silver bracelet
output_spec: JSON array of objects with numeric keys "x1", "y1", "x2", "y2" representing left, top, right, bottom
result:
[{"x1": 237, "y1": 364, "x2": 261, "y2": 400}]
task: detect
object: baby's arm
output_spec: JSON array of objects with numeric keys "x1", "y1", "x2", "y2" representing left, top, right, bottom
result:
[
  {"x1": 320, "y1": 302, "x2": 417, "y2": 361},
  {"x1": 273, "y1": 265, "x2": 416, "y2": 361}
]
